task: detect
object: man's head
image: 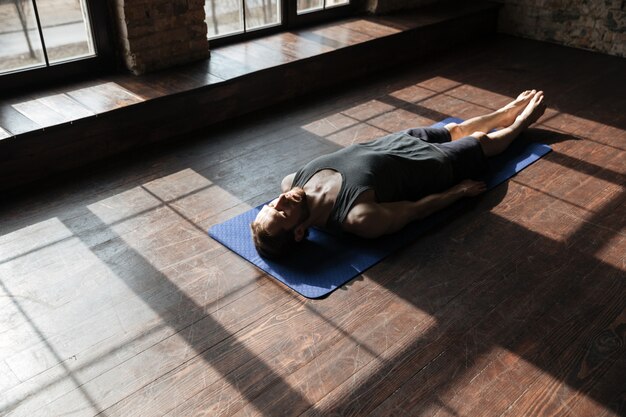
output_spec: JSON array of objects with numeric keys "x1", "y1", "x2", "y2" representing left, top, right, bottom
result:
[{"x1": 250, "y1": 187, "x2": 310, "y2": 258}]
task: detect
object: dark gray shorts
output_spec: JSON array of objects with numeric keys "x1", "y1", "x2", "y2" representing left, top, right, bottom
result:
[{"x1": 402, "y1": 126, "x2": 487, "y2": 183}]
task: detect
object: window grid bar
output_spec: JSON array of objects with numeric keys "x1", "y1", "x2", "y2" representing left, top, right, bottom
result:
[
  {"x1": 242, "y1": 0, "x2": 247, "y2": 33},
  {"x1": 30, "y1": 0, "x2": 50, "y2": 66}
]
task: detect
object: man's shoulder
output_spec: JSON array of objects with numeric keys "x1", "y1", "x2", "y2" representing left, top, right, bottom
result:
[{"x1": 281, "y1": 173, "x2": 296, "y2": 192}]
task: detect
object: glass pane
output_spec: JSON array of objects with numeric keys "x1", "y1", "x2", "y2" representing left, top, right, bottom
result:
[
  {"x1": 0, "y1": 0, "x2": 46, "y2": 74},
  {"x1": 326, "y1": 0, "x2": 349, "y2": 6},
  {"x1": 205, "y1": 0, "x2": 244, "y2": 39},
  {"x1": 37, "y1": 0, "x2": 95, "y2": 64},
  {"x1": 297, "y1": 0, "x2": 323, "y2": 15},
  {"x1": 244, "y1": 0, "x2": 280, "y2": 31}
]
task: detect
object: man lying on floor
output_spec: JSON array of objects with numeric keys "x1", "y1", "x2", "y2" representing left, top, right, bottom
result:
[{"x1": 251, "y1": 90, "x2": 546, "y2": 258}]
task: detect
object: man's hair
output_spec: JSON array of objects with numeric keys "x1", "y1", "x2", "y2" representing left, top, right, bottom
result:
[
  {"x1": 250, "y1": 221, "x2": 297, "y2": 259},
  {"x1": 250, "y1": 187, "x2": 310, "y2": 259}
]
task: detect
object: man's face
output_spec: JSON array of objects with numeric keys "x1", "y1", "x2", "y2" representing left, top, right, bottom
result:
[{"x1": 254, "y1": 187, "x2": 310, "y2": 236}]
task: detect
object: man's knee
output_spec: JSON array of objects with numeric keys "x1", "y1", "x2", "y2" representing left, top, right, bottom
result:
[
  {"x1": 445, "y1": 123, "x2": 464, "y2": 140},
  {"x1": 470, "y1": 131, "x2": 488, "y2": 141},
  {"x1": 470, "y1": 132, "x2": 489, "y2": 146},
  {"x1": 446, "y1": 125, "x2": 489, "y2": 142}
]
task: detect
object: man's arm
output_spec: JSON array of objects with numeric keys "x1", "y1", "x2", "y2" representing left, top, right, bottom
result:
[{"x1": 343, "y1": 180, "x2": 486, "y2": 238}]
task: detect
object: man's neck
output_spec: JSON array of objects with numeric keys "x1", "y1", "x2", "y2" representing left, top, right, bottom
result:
[{"x1": 301, "y1": 170, "x2": 342, "y2": 229}]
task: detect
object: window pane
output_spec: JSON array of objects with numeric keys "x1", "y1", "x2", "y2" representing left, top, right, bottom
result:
[
  {"x1": 37, "y1": 0, "x2": 95, "y2": 64},
  {"x1": 205, "y1": 0, "x2": 244, "y2": 39},
  {"x1": 297, "y1": 0, "x2": 323, "y2": 14},
  {"x1": 244, "y1": 0, "x2": 280, "y2": 31},
  {"x1": 326, "y1": 0, "x2": 349, "y2": 6},
  {"x1": 0, "y1": 0, "x2": 46, "y2": 74}
]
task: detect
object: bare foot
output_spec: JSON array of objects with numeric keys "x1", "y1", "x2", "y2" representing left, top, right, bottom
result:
[
  {"x1": 498, "y1": 90, "x2": 536, "y2": 126},
  {"x1": 515, "y1": 91, "x2": 546, "y2": 128}
]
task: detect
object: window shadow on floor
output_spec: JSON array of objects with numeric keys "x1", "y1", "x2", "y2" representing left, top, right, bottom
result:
[
  {"x1": 1, "y1": 36, "x2": 624, "y2": 415},
  {"x1": 52, "y1": 207, "x2": 317, "y2": 416}
]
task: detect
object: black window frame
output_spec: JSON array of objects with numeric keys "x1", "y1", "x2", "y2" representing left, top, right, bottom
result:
[
  {"x1": 0, "y1": 0, "x2": 115, "y2": 94},
  {"x1": 208, "y1": 0, "x2": 355, "y2": 47},
  {"x1": 0, "y1": 0, "x2": 355, "y2": 93}
]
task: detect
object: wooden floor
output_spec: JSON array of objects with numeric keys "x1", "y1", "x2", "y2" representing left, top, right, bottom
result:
[{"x1": 1, "y1": 35, "x2": 625, "y2": 416}]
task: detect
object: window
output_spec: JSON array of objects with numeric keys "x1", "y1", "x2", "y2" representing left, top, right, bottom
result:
[
  {"x1": 297, "y1": 0, "x2": 350, "y2": 15},
  {"x1": 0, "y1": 0, "x2": 112, "y2": 91},
  {"x1": 205, "y1": 0, "x2": 352, "y2": 44},
  {"x1": 205, "y1": 0, "x2": 282, "y2": 40}
]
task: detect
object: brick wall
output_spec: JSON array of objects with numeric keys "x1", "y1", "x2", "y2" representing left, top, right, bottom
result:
[
  {"x1": 495, "y1": 0, "x2": 626, "y2": 58},
  {"x1": 363, "y1": 0, "x2": 625, "y2": 58},
  {"x1": 112, "y1": 0, "x2": 210, "y2": 74}
]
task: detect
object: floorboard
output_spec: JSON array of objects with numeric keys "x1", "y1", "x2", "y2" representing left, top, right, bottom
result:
[{"x1": 0, "y1": 35, "x2": 625, "y2": 417}]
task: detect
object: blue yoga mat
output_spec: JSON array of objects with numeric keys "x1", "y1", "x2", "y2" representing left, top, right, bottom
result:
[{"x1": 209, "y1": 118, "x2": 552, "y2": 298}]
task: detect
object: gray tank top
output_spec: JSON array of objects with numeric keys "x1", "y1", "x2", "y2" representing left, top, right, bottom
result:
[{"x1": 292, "y1": 132, "x2": 454, "y2": 233}]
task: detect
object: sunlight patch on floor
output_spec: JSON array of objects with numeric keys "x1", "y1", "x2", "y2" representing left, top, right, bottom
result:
[
  {"x1": 0, "y1": 217, "x2": 73, "y2": 265},
  {"x1": 389, "y1": 83, "x2": 439, "y2": 104},
  {"x1": 445, "y1": 84, "x2": 517, "y2": 110},
  {"x1": 0, "y1": 220, "x2": 130, "y2": 416},
  {"x1": 2, "y1": 169, "x2": 263, "y2": 417},
  {"x1": 541, "y1": 112, "x2": 626, "y2": 151},
  {"x1": 306, "y1": 277, "x2": 438, "y2": 415},
  {"x1": 397, "y1": 344, "x2": 621, "y2": 417},
  {"x1": 589, "y1": 232, "x2": 626, "y2": 271},
  {"x1": 301, "y1": 112, "x2": 360, "y2": 137},
  {"x1": 301, "y1": 99, "x2": 395, "y2": 147},
  {"x1": 493, "y1": 164, "x2": 623, "y2": 249},
  {"x1": 489, "y1": 182, "x2": 586, "y2": 243},
  {"x1": 301, "y1": 78, "x2": 516, "y2": 148}
]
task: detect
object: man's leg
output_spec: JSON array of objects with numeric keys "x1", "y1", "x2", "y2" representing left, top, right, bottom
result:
[
  {"x1": 473, "y1": 90, "x2": 546, "y2": 157},
  {"x1": 445, "y1": 90, "x2": 536, "y2": 141}
]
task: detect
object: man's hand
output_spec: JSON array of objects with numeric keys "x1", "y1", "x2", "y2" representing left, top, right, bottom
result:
[{"x1": 454, "y1": 179, "x2": 487, "y2": 197}]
